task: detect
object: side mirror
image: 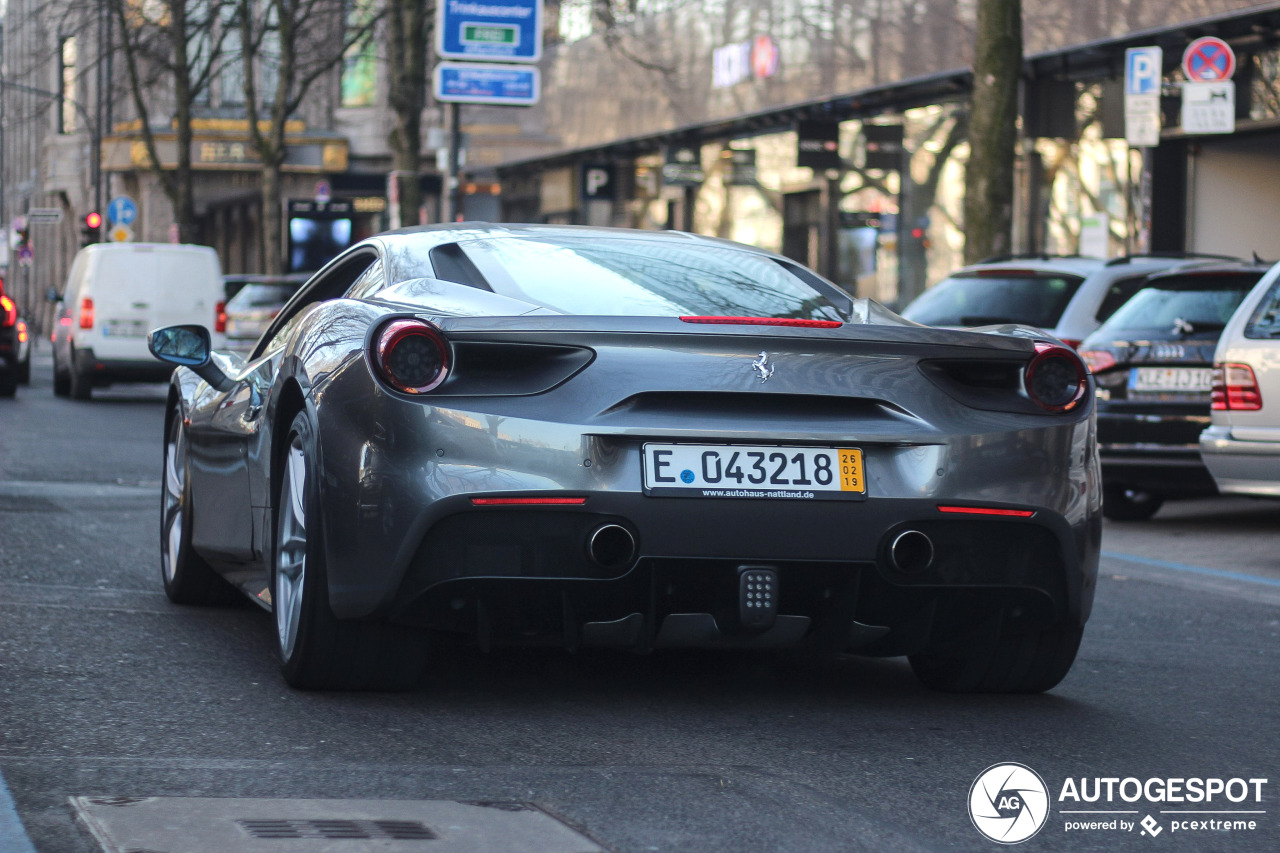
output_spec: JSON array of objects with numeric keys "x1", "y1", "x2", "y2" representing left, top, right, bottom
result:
[
  {"x1": 148, "y1": 325, "x2": 233, "y2": 390},
  {"x1": 46, "y1": 287, "x2": 60, "y2": 303}
]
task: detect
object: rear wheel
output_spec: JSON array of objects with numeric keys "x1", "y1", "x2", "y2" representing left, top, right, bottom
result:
[
  {"x1": 0, "y1": 370, "x2": 15, "y2": 398},
  {"x1": 68, "y1": 346, "x2": 92, "y2": 400},
  {"x1": 1102, "y1": 484, "x2": 1163, "y2": 521},
  {"x1": 909, "y1": 612, "x2": 1083, "y2": 694},
  {"x1": 52, "y1": 349, "x2": 71, "y2": 397},
  {"x1": 274, "y1": 409, "x2": 428, "y2": 690},
  {"x1": 161, "y1": 408, "x2": 237, "y2": 604}
]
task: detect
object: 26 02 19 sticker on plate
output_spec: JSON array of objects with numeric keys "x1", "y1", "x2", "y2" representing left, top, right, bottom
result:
[{"x1": 643, "y1": 444, "x2": 865, "y2": 500}]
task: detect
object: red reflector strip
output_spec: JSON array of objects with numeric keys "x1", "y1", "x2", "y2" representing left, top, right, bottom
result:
[
  {"x1": 937, "y1": 505, "x2": 1035, "y2": 517},
  {"x1": 679, "y1": 316, "x2": 842, "y2": 328},
  {"x1": 470, "y1": 497, "x2": 588, "y2": 506}
]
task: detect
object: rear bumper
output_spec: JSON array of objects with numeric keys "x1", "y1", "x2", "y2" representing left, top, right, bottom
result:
[
  {"x1": 379, "y1": 496, "x2": 1096, "y2": 654},
  {"x1": 1200, "y1": 424, "x2": 1280, "y2": 497},
  {"x1": 74, "y1": 347, "x2": 174, "y2": 385},
  {"x1": 1098, "y1": 446, "x2": 1218, "y2": 494},
  {"x1": 1097, "y1": 400, "x2": 1216, "y2": 495}
]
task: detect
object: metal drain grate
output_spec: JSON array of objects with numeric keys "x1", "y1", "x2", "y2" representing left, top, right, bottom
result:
[{"x1": 238, "y1": 819, "x2": 438, "y2": 841}]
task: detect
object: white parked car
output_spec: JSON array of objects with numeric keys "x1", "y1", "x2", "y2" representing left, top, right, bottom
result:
[
  {"x1": 902, "y1": 254, "x2": 1234, "y2": 348},
  {"x1": 51, "y1": 243, "x2": 225, "y2": 400},
  {"x1": 1200, "y1": 259, "x2": 1280, "y2": 496}
]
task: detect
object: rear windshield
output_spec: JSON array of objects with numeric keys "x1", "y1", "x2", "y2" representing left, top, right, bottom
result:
[
  {"x1": 901, "y1": 272, "x2": 1083, "y2": 329},
  {"x1": 1099, "y1": 273, "x2": 1261, "y2": 334},
  {"x1": 418, "y1": 236, "x2": 846, "y2": 320},
  {"x1": 227, "y1": 283, "x2": 301, "y2": 310}
]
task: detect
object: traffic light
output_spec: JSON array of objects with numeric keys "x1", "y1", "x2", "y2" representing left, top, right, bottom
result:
[{"x1": 81, "y1": 211, "x2": 102, "y2": 246}]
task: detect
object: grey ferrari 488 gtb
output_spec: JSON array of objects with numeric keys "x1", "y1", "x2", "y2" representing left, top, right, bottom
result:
[{"x1": 149, "y1": 224, "x2": 1100, "y2": 693}]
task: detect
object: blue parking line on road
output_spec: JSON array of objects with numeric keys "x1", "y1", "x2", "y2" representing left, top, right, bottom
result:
[
  {"x1": 1103, "y1": 551, "x2": 1280, "y2": 588},
  {"x1": 0, "y1": 768, "x2": 37, "y2": 853}
]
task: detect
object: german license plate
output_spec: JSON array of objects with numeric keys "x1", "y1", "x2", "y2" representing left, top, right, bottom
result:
[
  {"x1": 643, "y1": 444, "x2": 865, "y2": 500},
  {"x1": 1130, "y1": 367, "x2": 1213, "y2": 393},
  {"x1": 102, "y1": 319, "x2": 148, "y2": 338}
]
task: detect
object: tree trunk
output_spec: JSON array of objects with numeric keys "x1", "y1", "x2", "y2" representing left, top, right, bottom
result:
[
  {"x1": 387, "y1": 0, "x2": 429, "y2": 227},
  {"x1": 262, "y1": 160, "x2": 284, "y2": 274},
  {"x1": 963, "y1": 0, "x2": 1021, "y2": 264},
  {"x1": 170, "y1": 0, "x2": 197, "y2": 242}
]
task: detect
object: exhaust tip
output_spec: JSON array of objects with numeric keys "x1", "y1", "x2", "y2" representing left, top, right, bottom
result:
[
  {"x1": 587, "y1": 524, "x2": 637, "y2": 570},
  {"x1": 889, "y1": 529, "x2": 934, "y2": 573}
]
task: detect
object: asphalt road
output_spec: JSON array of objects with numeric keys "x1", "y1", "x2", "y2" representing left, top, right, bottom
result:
[{"x1": 2, "y1": 345, "x2": 1278, "y2": 852}]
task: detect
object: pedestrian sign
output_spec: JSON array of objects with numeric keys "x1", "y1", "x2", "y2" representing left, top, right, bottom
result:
[{"x1": 1182, "y1": 37, "x2": 1235, "y2": 82}]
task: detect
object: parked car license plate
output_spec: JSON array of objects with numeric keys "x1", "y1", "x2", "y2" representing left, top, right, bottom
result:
[
  {"x1": 643, "y1": 443, "x2": 865, "y2": 500},
  {"x1": 1130, "y1": 367, "x2": 1213, "y2": 393},
  {"x1": 102, "y1": 319, "x2": 148, "y2": 338}
]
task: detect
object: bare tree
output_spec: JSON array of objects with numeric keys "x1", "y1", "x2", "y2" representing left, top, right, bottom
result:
[
  {"x1": 109, "y1": 0, "x2": 236, "y2": 242},
  {"x1": 235, "y1": 0, "x2": 379, "y2": 273},
  {"x1": 385, "y1": 0, "x2": 433, "y2": 228},
  {"x1": 962, "y1": 0, "x2": 1021, "y2": 264}
]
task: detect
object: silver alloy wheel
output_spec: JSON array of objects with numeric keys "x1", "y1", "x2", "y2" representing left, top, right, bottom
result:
[
  {"x1": 276, "y1": 435, "x2": 308, "y2": 660},
  {"x1": 162, "y1": 418, "x2": 185, "y2": 582}
]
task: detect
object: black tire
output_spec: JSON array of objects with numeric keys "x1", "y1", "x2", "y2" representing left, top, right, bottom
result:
[
  {"x1": 161, "y1": 408, "x2": 238, "y2": 605},
  {"x1": 909, "y1": 612, "x2": 1084, "y2": 694},
  {"x1": 17, "y1": 354, "x2": 30, "y2": 385},
  {"x1": 273, "y1": 409, "x2": 428, "y2": 690},
  {"x1": 68, "y1": 347, "x2": 92, "y2": 400},
  {"x1": 1102, "y1": 485, "x2": 1164, "y2": 521},
  {"x1": 0, "y1": 370, "x2": 15, "y2": 398},
  {"x1": 53, "y1": 350, "x2": 71, "y2": 397}
]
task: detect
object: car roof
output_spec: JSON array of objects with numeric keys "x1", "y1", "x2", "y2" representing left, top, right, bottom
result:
[
  {"x1": 373, "y1": 221, "x2": 787, "y2": 258},
  {"x1": 949, "y1": 256, "x2": 1106, "y2": 277},
  {"x1": 223, "y1": 273, "x2": 313, "y2": 283},
  {"x1": 950, "y1": 254, "x2": 1244, "y2": 280},
  {"x1": 1141, "y1": 259, "x2": 1272, "y2": 282}
]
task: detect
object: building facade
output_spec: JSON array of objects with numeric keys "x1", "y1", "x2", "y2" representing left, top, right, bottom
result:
[{"x1": 493, "y1": 0, "x2": 1280, "y2": 309}]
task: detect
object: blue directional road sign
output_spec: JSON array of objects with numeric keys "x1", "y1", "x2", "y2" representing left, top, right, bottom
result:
[
  {"x1": 1125, "y1": 46, "x2": 1162, "y2": 96},
  {"x1": 107, "y1": 196, "x2": 138, "y2": 226},
  {"x1": 434, "y1": 61, "x2": 540, "y2": 106},
  {"x1": 437, "y1": 0, "x2": 543, "y2": 62}
]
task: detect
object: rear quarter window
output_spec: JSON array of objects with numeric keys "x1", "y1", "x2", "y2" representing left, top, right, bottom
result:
[{"x1": 1244, "y1": 278, "x2": 1280, "y2": 339}]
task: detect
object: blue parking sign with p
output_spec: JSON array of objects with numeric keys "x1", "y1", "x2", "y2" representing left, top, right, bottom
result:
[{"x1": 1126, "y1": 46, "x2": 1162, "y2": 96}]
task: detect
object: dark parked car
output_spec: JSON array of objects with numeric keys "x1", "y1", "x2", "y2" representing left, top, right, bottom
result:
[
  {"x1": 0, "y1": 279, "x2": 29, "y2": 396},
  {"x1": 149, "y1": 224, "x2": 1100, "y2": 693},
  {"x1": 1078, "y1": 260, "x2": 1271, "y2": 520}
]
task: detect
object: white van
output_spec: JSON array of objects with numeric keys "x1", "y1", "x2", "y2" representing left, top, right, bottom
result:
[{"x1": 51, "y1": 243, "x2": 225, "y2": 399}]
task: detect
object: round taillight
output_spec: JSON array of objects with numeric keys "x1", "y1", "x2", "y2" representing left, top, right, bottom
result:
[
  {"x1": 374, "y1": 319, "x2": 450, "y2": 394},
  {"x1": 1025, "y1": 344, "x2": 1087, "y2": 412}
]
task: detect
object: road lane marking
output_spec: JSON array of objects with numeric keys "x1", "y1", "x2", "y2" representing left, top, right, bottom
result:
[
  {"x1": 0, "y1": 480, "x2": 158, "y2": 499},
  {"x1": 0, "y1": 767, "x2": 37, "y2": 853},
  {"x1": 1103, "y1": 551, "x2": 1280, "y2": 588}
]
